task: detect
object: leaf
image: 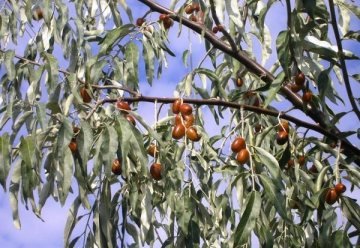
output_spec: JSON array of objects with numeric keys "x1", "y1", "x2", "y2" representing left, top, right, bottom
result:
[
  {"x1": 276, "y1": 31, "x2": 291, "y2": 77},
  {"x1": 4, "y1": 50, "x2": 15, "y2": 80},
  {"x1": 182, "y1": 49, "x2": 190, "y2": 67},
  {"x1": 140, "y1": 185, "x2": 152, "y2": 244},
  {"x1": 125, "y1": 42, "x2": 139, "y2": 90},
  {"x1": 19, "y1": 136, "x2": 35, "y2": 170},
  {"x1": 0, "y1": 133, "x2": 11, "y2": 190},
  {"x1": 341, "y1": 196, "x2": 360, "y2": 231},
  {"x1": 234, "y1": 191, "x2": 261, "y2": 246},
  {"x1": 77, "y1": 121, "x2": 93, "y2": 170},
  {"x1": 64, "y1": 197, "x2": 82, "y2": 247},
  {"x1": 259, "y1": 174, "x2": 289, "y2": 222},
  {"x1": 262, "y1": 72, "x2": 285, "y2": 108},
  {"x1": 9, "y1": 159, "x2": 22, "y2": 229},
  {"x1": 254, "y1": 146, "x2": 283, "y2": 190},
  {"x1": 142, "y1": 38, "x2": 155, "y2": 85},
  {"x1": 42, "y1": 52, "x2": 59, "y2": 96},
  {"x1": 98, "y1": 24, "x2": 134, "y2": 57}
]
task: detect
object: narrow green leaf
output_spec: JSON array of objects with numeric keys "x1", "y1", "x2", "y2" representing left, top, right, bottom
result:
[
  {"x1": 42, "y1": 52, "x2": 59, "y2": 96},
  {"x1": 9, "y1": 159, "x2": 22, "y2": 229},
  {"x1": 19, "y1": 136, "x2": 35, "y2": 169},
  {"x1": 0, "y1": 133, "x2": 11, "y2": 190},
  {"x1": 125, "y1": 42, "x2": 139, "y2": 90},
  {"x1": 143, "y1": 38, "x2": 155, "y2": 85},
  {"x1": 341, "y1": 196, "x2": 360, "y2": 231},
  {"x1": 98, "y1": 24, "x2": 134, "y2": 57},
  {"x1": 64, "y1": 197, "x2": 82, "y2": 247},
  {"x1": 234, "y1": 191, "x2": 261, "y2": 246},
  {"x1": 4, "y1": 50, "x2": 15, "y2": 80},
  {"x1": 276, "y1": 31, "x2": 291, "y2": 76}
]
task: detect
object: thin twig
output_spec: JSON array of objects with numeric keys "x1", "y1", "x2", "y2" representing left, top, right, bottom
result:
[{"x1": 328, "y1": 0, "x2": 360, "y2": 121}]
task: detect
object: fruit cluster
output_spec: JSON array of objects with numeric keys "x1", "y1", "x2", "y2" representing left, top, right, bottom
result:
[
  {"x1": 116, "y1": 100, "x2": 136, "y2": 126},
  {"x1": 184, "y1": 2, "x2": 201, "y2": 22},
  {"x1": 276, "y1": 120, "x2": 289, "y2": 145},
  {"x1": 159, "y1": 14, "x2": 174, "y2": 30},
  {"x1": 325, "y1": 182, "x2": 346, "y2": 205},
  {"x1": 171, "y1": 99, "x2": 201, "y2": 142},
  {"x1": 231, "y1": 137, "x2": 250, "y2": 165},
  {"x1": 289, "y1": 72, "x2": 313, "y2": 104}
]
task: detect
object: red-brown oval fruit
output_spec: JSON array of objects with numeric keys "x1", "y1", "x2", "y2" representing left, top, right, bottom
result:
[
  {"x1": 236, "y1": 149, "x2": 250, "y2": 165},
  {"x1": 116, "y1": 100, "x2": 131, "y2": 112},
  {"x1": 231, "y1": 137, "x2": 246, "y2": 153},
  {"x1": 212, "y1": 26, "x2": 219, "y2": 33},
  {"x1": 172, "y1": 99, "x2": 181, "y2": 114},
  {"x1": 174, "y1": 114, "x2": 182, "y2": 125},
  {"x1": 147, "y1": 144, "x2": 159, "y2": 157},
  {"x1": 163, "y1": 18, "x2": 174, "y2": 29},
  {"x1": 235, "y1": 77, "x2": 244, "y2": 87},
  {"x1": 184, "y1": 4, "x2": 194, "y2": 14},
  {"x1": 325, "y1": 188, "x2": 339, "y2": 205},
  {"x1": 190, "y1": 14, "x2": 198, "y2": 22},
  {"x1": 276, "y1": 131, "x2": 288, "y2": 145},
  {"x1": 32, "y1": 6, "x2": 43, "y2": 20},
  {"x1": 335, "y1": 183, "x2": 346, "y2": 194},
  {"x1": 186, "y1": 127, "x2": 201, "y2": 141},
  {"x1": 254, "y1": 124, "x2": 262, "y2": 133},
  {"x1": 295, "y1": 72, "x2": 305, "y2": 86},
  {"x1": 80, "y1": 87, "x2": 92, "y2": 103},
  {"x1": 136, "y1": 18, "x2": 145, "y2": 26},
  {"x1": 302, "y1": 91, "x2": 313, "y2": 103},
  {"x1": 159, "y1": 14, "x2": 168, "y2": 21},
  {"x1": 150, "y1": 163, "x2": 162, "y2": 180},
  {"x1": 309, "y1": 164, "x2": 318, "y2": 174},
  {"x1": 290, "y1": 83, "x2": 302, "y2": 93},
  {"x1": 278, "y1": 120, "x2": 289, "y2": 133},
  {"x1": 126, "y1": 115, "x2": 136, "y2": 126},
  {"x1": 298, "y1": 155, "x2": 306, "y2": 166},
  {"x1": 180, "y1": 103, "x2": 193, "y2": 116},
  {"x1": 112, "y1": 159, "x2": 122, "y2": 175},
  {"x1": 172, "y1": 124, "x2": 185, "y2": 140},
  {"x1": 183, "y1": 114, "x2": 195, "y2": 128},
  {"x1": 217, "y1": 25, "x2": 224, "y2": 32},
  {"x1": 68, "y1": 138, "x2": 77, "y2": 153},
  {"x1": 192, "y1": 3, "x2": 200, "y2": 12}
]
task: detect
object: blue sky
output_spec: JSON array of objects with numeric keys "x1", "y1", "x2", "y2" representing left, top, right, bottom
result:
[{"x1": 0, "y1": 0, "x2": 359, "y2": 247}]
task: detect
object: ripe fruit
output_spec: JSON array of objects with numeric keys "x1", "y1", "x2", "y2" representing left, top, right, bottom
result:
[
  {"x1": 298, "y1": 155, "x2": 306, "y2": 166},
  {"x1": 254, "y1": 124, "x2": 262, "y2": 133},
  {"x1": 112, "y1": 159, "x2": 122, "y2": 175},
  {"x1": 172, "y1": 99, "x2": 181, "y2": 114},
  {"x1": 80, "y1": 87, "x2": 91, "y2": 103},
  {"x1": 335, "y1": 183, "x2": 346, "y2": 194},
  {"x1": 276, "y1": 131, "x2": 288, "y2": 145},
  {"x1": 174, "y1": 114, "x2": 182, "y2": 125},
  {"x1": 309, "y1": 164, "x2": 318, "y2": 173},
  {"x1": 325, "y1": 188, "x2": 339, "y2": 205},
  {"x1": 116, "y1": 100, "x2": 131, "y2": 112},
  {"x1": 172, "y1": 124, "x2": 185, "y2": 140},
  {"x1": 302, "y1": 91, "x2": 313, "y2": 103},
  {"x1": 235, "y1": 77, "x2": 244, "y2": 87},
  {"x1": 212, "y1": 26, "x2": 219, "y2": 33},
  {"x1": 180, "y1": 103, "x2": 193, "y2": 116},
  {"x1": 289, "y1": 83, "x2": 302, "y2": 93},
  {"x1": 231, "y1": 137, "x2": 246, "y2": 153},
  {"x1": 68, "y1": 138, "x2": 77, "y2": 153},
  {"x1": 192, "y1": 3, "x2": 200, "y2": 12},
  {"x1": 186, "y1": 127, "x2": 201, "y2": 141},
  {"x1": 32, "y1": 6, "x2": 43, "y2": 20},
  {"x1": 278, "y1": 120, "x2": 289, "y2": 133},
  {"x1": 295, "y1": 72, "x2": 305, "y2": 86},
  {"x1": 184, "y1": 4, "x2": 194, "y2": 14},
  {"x1": 147, "y1": 144, "x2": 159, "y2": 157},
  {"x1": 217, "y1": 25, "x2": 224, "y2": 32},
  {"x1": 136, "y1": 18, "x2": 145, "y2": 26},
  {"x1": 126, "y1": 115, "x2": 136, "y2": 126},
  {"x1": 190, "y1": 14, "x2": 198, "y2": 22},
  {"x1": 150, "y1": 163, "x2": 162, "y2": 180},
  {"x1": 159, "y1": 14, "x2": 168, "y2": 21},
  {"x1": 183, "y1": 114, "x2": 195, "y2": 128},
  {"x1": 236, "y1": 149, "x2": 250, "y2": 165}
]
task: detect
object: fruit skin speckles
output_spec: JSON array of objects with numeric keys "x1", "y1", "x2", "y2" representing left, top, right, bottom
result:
[
  {"x1": 186, "y1": 127, "x2": 201, "y2": 142},
  {"x1": 236, "y1": 149, "x2": 250, "y2": 165},
  {"x1": 180, "y1": 103, "x2": 193, "y2": 116},
  {"x1": 172, "y1": 124, "x2": 185, "y2": 140},
  {"x1": 231, "y1": 137, "x2": 246, "y2": 153}
]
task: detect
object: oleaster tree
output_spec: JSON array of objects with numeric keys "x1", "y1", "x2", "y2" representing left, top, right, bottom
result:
[{"x1": 0, "y1": 0, "x2": 360, "y2": 247}]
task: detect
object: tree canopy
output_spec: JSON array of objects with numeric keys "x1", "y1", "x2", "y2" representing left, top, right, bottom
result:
[{"x1": 0, "y1": 0, "x2": 360, "y2": 247}]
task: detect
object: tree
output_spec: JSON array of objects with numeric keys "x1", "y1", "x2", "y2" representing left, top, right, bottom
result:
[{"x1": 0, "y1": 0, "x2": 359, "y2": 246}]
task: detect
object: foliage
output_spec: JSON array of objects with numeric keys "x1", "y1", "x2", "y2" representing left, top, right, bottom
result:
[{"x1": 0, "y1": 0, "x2": 359, "y2": 247}]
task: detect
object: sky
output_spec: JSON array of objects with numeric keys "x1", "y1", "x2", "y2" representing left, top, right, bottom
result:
[{"x1": 0, "y1": 0, "x2": 359, "y2": 247}]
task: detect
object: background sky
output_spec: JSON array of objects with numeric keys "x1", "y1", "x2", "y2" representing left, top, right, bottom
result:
[{"x1": 0, "y1": 0, "x2": 359, "y2": 247}]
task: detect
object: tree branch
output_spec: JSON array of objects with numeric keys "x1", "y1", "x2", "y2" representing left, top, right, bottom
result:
[
  {"x1": 328, "y1": 0, "x2": 360, "y2": 121},
  {"x1": 98, "y1": 95, "x2": 360, "y2": 161}
]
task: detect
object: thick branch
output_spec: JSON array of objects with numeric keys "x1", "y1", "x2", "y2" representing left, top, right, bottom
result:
[
  {"x1": 98, "y1": 95, "x2": 360, "y2": 160},
  {"x1": 328, "y1": 0, "x2": 360, "y2": 121},
  {"x1": 137, "y1": 0, "x2": 331, "y2": 131}
]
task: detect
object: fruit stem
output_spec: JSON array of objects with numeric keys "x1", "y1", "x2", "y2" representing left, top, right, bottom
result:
[{"x1": 334, "y1": 140, "x2": 341, "y2": 184}]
